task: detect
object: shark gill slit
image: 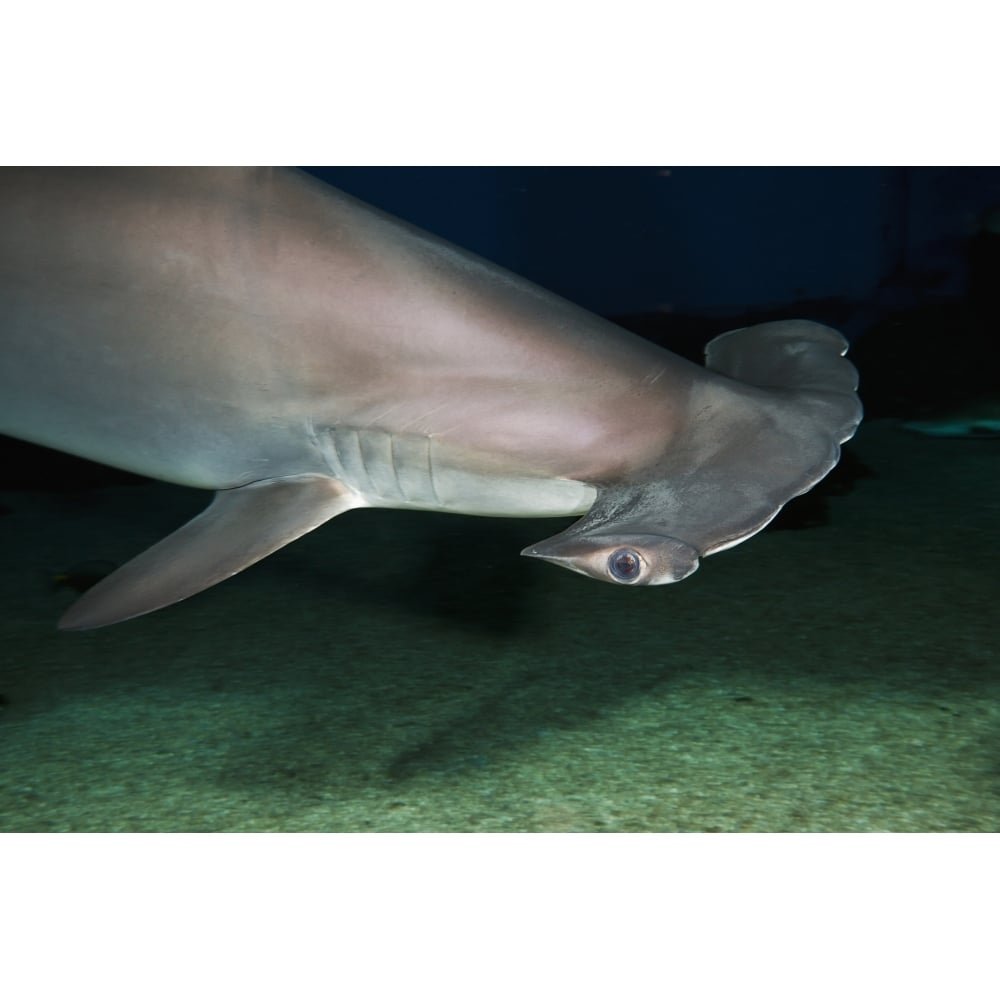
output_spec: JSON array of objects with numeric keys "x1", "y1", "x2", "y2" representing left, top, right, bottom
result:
[{"x1": 388, "y1": 432, "x2": 404, "y2": 498}]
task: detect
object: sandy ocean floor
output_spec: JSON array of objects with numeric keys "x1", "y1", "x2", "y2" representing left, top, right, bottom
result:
[{"x1": 0, "y1": 420, "x2": 997, "y2": 831}]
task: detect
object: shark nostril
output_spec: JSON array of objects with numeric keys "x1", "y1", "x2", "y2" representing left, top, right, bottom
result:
[{"x1": 608, "y1": 547, "x2": 642, "y2": 582}]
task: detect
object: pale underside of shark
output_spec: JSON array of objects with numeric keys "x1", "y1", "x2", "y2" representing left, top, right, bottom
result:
[{"x1": 0, "y1": 168, "x2": 862, "y2": 629}]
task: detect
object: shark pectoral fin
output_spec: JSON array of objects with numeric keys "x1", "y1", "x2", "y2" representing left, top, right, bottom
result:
[{"x1": 58, "y1": 475, "x2": 363, "y2": 630}]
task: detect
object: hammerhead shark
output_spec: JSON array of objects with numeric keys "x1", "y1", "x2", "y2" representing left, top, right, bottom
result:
[{"x1": 0, "y1": 168, "x2": 862, "y2": 629}]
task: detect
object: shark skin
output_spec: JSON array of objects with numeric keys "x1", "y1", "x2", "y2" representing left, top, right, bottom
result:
[{"x1": 0, "y1": 168, "x2": 862, "y2": 628}]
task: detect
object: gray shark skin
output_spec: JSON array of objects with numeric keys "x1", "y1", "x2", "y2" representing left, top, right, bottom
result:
[{"x1": 0, "y1": 168, "x2": 862, "y2": 629}]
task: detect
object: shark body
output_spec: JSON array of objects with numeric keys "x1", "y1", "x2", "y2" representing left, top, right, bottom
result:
[{"x1": 0, "y1": 168, "x2": 862, "y2": 628}]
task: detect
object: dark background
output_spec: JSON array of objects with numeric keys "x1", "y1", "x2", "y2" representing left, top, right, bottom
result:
[{"x1": 304, "y1": 166, "x2": 1000, "y2": 336}]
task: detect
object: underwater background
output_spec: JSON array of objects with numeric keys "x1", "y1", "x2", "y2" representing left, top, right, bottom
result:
[{"x1": 1, "y1": 166, "x2": 998, "y2": 831}]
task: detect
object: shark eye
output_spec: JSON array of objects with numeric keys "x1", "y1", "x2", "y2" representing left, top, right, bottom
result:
[{"x1": 608, "y1": 547, "x2": 642, "y2": 582}]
